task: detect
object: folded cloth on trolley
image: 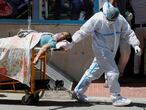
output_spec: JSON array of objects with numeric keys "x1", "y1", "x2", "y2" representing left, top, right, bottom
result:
[{"x1": 0, "y1": 32, "x2": 42, "y2": 86}]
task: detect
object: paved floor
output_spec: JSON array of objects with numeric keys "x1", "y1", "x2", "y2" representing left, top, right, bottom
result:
[
  {"x1": 0, "y1": 91, "x2": 146, "y2": 110},
  {"x1": 0, "y1": 75, "x2": 146, "y2": 110}
]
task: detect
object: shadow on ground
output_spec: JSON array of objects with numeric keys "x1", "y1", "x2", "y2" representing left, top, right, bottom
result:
[{"x1": 0, "y1": 99, "x2": 145, "y2": 110}]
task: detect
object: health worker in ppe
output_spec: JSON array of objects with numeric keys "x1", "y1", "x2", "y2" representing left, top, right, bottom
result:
[{"x1": 71, "y1": 2, "x2": 141, "y2": 107}]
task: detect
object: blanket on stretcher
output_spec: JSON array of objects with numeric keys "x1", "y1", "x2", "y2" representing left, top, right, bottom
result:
[{"x1": 0, "y1": 32, "x2": 42, "y2": 86}]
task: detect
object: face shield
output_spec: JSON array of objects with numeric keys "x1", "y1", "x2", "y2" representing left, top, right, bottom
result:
[{"x1": 106, "y1": 7, "x2": 120, "y2": 21}]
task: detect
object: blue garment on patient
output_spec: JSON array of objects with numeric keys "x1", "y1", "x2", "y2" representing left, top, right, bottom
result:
[{"x1": 39, "y1": 34, "x2": 56, "y2": 48}]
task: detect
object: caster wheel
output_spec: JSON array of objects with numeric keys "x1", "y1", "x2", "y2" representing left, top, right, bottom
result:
[
  {"x1": 22, "y1": 94, "x2": 40, "y2": 105},
  {"x1": 22, "y1": 94, "x2": 34, "y2": 105}
]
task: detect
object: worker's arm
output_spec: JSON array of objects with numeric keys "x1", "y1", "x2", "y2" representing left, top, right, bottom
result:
[{"x1": 33, "y1": 44, "x2": 50, "y2": 64}]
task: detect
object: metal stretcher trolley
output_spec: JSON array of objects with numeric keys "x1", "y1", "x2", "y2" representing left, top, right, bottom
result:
[{"x1": 0, "y1": 47, "x2": 47, "y2": 105}]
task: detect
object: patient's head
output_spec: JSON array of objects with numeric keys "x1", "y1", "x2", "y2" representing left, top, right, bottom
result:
[{"x1": 55, "y1": 32, "x2": 72, "y2": 43}]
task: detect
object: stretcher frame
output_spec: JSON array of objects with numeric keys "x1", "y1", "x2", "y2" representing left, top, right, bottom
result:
[{"x1": 0, "y1": 47, "x2": 47, "y2": 105}]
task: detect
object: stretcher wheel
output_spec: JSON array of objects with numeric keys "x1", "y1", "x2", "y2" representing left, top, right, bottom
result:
[{"x1": 21, "y1": 94, "x2": 39, "y2": 105}]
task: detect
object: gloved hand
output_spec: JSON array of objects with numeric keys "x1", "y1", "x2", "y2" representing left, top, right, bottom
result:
[
  {"x1": 134, "y1": 46, "x2": 141, "y2": 56},
  {"x1": 56, "y1": 40, "x2": 73, "y2": 51},
  {"x1": 125, "y1": 11, "x2": 133, "y2": 22}
]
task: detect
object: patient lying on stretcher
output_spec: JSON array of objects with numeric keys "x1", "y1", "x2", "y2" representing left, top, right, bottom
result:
[
  {"x1": 0, "y1": 29, "x2": 73, "y2": 86},
  {"x1": 31, "y1": 30, "x2": 73, "y2": 64},
  {"x1": 17, "y1": 29, "x2": 73, "y2": 64}
]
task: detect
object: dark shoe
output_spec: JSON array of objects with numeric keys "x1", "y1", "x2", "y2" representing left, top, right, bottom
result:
[{"x1": 72, "y1": 91, "x2": 88, "y2": 102}]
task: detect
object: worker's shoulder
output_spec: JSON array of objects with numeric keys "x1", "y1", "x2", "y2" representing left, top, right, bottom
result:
[
  {"x1": 118, "y1": 14, "x2": 127, "y2": 22},
  {"x1": 94, "y1": 11, "x2": 103, "y2": 16},
  {"x1": 91, "y1": 12, "x2": 103, "y2": 19}
]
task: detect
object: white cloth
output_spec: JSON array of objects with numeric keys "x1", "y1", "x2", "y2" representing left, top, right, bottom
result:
[{"x1": 0, "y1": 33, "x2": 42, "y2": 86}]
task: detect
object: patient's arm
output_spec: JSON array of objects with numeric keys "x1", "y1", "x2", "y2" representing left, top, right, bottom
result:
[{"x1": 33, "y1": 44, "x2": 50, "y2": 64}]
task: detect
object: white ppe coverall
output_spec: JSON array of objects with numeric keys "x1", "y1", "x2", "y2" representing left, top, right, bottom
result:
[{"x1": 72, "y1": 3, "x2": 140, "y2": 96}]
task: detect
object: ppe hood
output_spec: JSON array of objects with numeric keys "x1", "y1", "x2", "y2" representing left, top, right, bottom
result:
[{"x1": 103, "y1": 2, "x2": 119, "y2": 21}]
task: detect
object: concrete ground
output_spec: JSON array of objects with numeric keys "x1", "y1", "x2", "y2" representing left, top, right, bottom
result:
[
  {"x1": 0, "y1": 90, "x2": 145, "y2": 110},
  {"x1": 0, "y1": 75, "x2": 146, "y2": 110}
]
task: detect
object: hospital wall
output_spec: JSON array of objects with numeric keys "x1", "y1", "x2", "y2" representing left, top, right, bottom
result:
[{"x1": 0, "y1": 24, "x2": 94, "y2": 82}]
